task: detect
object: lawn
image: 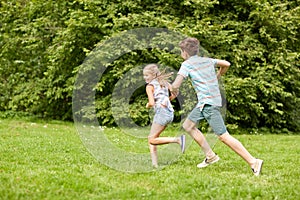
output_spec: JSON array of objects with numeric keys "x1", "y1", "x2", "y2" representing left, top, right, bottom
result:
[{"x1": 0, "y1": 118, "x2": 299, "y2": 200}]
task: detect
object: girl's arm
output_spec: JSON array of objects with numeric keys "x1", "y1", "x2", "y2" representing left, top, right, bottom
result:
[{"x1": 146, "y1": 84, "x2": 155, "y2": 108}]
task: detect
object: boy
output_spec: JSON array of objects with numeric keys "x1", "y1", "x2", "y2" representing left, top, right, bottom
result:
[{"x1": 172, "y1": 37, "x2": 263, "y2": 175}]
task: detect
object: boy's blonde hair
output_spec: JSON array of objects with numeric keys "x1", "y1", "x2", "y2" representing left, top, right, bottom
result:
[
  {"x1": 143, "y1": 64, "x2": 173, "y2": 87},
  {"x1": 179, "y1": 37, "x2": 199, "y2": 56}
]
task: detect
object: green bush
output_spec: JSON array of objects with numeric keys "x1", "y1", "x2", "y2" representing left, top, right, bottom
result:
[{"x1": 0, "y1": 0, "x2": 299, "y2": 132}]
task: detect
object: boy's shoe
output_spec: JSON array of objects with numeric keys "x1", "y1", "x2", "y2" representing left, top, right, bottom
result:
[
  {"x1": 197, "y1": 154, "x2": 220, "y2": 168},
  {"x1": 252, "y1": 159, "x2": 263, "y2": 176},
  {"x1": 180, "y1": 135, "x2": 186, "y2": 153}
]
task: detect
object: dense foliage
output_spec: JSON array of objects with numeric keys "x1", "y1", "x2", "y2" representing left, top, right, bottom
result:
[{"x1": 1, "y1": 0, "x2": 299, "y2": 132}]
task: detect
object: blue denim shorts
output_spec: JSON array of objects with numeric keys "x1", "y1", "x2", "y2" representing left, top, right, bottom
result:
[
  {"x1": 188, "y1": 104, "x2": 227, "y2": 135},
  {"x1": 153, "y1": 107, "x2": 174, "y2": 126}
]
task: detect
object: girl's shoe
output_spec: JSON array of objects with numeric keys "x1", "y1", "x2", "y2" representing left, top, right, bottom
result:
[{"x1": 180, "y1": 135, "x2": 185, "y2": 153}]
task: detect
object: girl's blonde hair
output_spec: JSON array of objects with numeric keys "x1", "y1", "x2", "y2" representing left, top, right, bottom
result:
[{"x1": 143, "y1": 64, "x2": 173, "y2": 87}]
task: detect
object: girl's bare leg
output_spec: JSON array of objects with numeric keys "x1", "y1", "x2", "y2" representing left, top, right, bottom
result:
[
  {"x1": 148, "y1": 123, "x2": 166, "y2": 167},
  {"x1": 148, "y1": 123, "x2": 183, "y2": 167}
]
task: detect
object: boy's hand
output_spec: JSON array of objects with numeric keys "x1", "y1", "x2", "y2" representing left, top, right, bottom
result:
[
  {"x1": 170, "y1": 90, "x2": 179, "y2": 98},
  {"x1": 216, "y1": 59, "x2": 230, "y2": 78},
  {"x1": 170, "y1": 86, "x2": 179, "y2": 95}
]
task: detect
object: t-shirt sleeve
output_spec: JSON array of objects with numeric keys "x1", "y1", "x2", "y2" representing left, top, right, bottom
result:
[
  {"x1": 211, "y1": 59, "x2": 218, "y2": 67},
  {"x1": 178, "y1": 63, "x2": 189, "y2": 78}
]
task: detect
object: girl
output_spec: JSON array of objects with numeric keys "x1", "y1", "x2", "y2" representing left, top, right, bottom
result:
[{"x1": 143, "y1": 64, "x2": 185, "y2": 168}]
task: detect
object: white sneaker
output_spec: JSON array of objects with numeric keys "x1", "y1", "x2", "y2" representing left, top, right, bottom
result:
[
  {"x1": 252, "y1": 159, "x2": 263, "y2": 176},
  {"x1": 197, "y1": 154, "x2": 220, "y2": 168}
]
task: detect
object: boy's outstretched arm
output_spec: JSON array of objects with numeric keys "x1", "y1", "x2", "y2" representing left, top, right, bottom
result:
[
  {"x1": 171, "y1": 75, "x2": 184, "y2": 96},
  {"x1": 216, "y1": 59, "x2": 231, "y2": 79},
  {"x1": 167, "y1": 83, "x2": 176, "y2": 101}
]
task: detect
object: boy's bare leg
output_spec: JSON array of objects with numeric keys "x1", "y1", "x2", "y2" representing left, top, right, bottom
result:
[
  {"x1": 218, "y1": 132, "x2": 256, "y2": 166},
  {"x1": 182, "y1": 119, "x2": 215, "y2": 158}
]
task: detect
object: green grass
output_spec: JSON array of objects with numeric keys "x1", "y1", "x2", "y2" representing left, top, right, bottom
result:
[{"x1": 0, "y1": 118, "x2": 299, "y2": 200}]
